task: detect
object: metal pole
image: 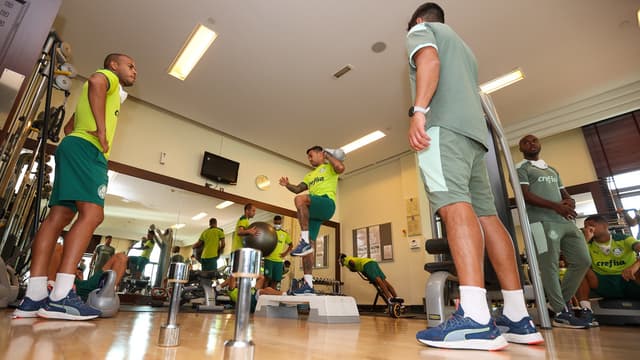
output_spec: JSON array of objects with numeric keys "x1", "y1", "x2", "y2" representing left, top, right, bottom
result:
[
  {"x1": 158, "y1": 262, "x2": 188, "y2": 347},
  {"x1": 223, "y1": 248, "x2": 262, "y2": 360},
  {"x1": 479, "y1": 91, "x2": 551, "y2": 329}
]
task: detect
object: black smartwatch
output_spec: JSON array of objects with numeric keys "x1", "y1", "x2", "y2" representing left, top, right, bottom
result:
[{"x1": 408, "y1": 106, "x2": 429, "y2": 117}]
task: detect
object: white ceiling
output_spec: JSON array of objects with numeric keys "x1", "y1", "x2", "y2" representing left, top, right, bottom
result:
[{"x1": 52, "y1": 1, "x2": 640, "y2": 243}]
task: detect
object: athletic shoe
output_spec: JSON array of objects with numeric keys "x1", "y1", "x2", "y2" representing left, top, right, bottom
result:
[
  {"x1": 416, "y1": 306, "x2": 508, "y2": 351},
  {"x1": 495, "y1": 315, "x2": 544, "y2": 345},
  {"x1": 12, "y1": 297, "x2": 49, "y2": 318},
  {"x1": 577, "y1": 308, "x2": 599, "y2": 327},
  {"x1": 37, "y1": 291, "x2": 101, "y2": 320},
  {"x1": 552, "y1": 307, "x2": 590, "y2": 329},
  {"x1": 292, "y1": 282, "x2": 316, "y2": 296},
  {"x1": 291, "y1": 240, "x2": 313, "y2": 257}
]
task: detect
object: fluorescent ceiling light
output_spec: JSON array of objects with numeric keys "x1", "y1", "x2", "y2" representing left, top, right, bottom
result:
[
  {"x1": 168, "y1": 24, "x2": 218, "y2": 81},
  {"x1": 479, "y1": 68, "x2": 525, "y2": 94},
  {"x1": 171, "y1": 223, "x2": 186, "y2": 229},
  {"x1": 637, "y1": 8, "x2": 640, "y2": 27},
  {"x1": 191, "y1": 212, "x2": 207, "y2": 221},
  {"x1": 216, "y1": 200, "x2": 234, "y2": 209},
  {"x1": 340, "y1": 130, "x2": 386, "y2": 154}
]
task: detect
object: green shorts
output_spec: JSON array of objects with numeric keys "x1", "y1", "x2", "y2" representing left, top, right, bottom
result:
[
  {"x1": 309, "y1": 195, "x2": 335, "y2": 241},
  {"x1": 263, "y1": 259, "x2": 284, "y2": 282},
  {"x1": 417, "y1": 127, "x2": 496, "y2": 216},
  {"x1": 363, "y1": 261, "x2": 385, "y2": 282},
  {"x1": 134, "y1": 256, "x2": 150, "y2": 273},
  {"x1": 594, "y1": 273, "x2": 640, "y2": 299},
  {"x1": 75, "y1": 269, "x2": 103, "y2": 301},
  {"x1": 201, "y1": 257, "x2": 218, "y2": 271},
  {"x1": 50, "y1": 136, "x2": 108, "y2": 212}
]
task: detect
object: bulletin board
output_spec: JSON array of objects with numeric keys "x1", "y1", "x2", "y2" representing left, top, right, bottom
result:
[{"x1": 351, "y1": 222, "x2": 393, "y2": 262}]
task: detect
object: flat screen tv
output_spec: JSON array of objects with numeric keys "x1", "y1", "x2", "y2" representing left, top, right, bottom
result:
[{"x1": 200, "y1": 151, "x2": 239, "y2": 185}]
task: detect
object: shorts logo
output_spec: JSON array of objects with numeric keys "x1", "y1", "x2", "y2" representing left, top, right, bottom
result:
[
  {"x1": 547, "y1": 230, "x2": 559, "y2": 240},
  {"x1": 97, "y1": 184, "x2": 107, "y2": 199}
]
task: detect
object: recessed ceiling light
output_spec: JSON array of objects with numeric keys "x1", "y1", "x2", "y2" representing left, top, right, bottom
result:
[
  {"x1": 340, "y1": 130, "x2": 386, "y2": 154},
  {"x1": 216, "y1": 200, "x2": 234, "y2": 209},
  {"x1": 479, "y1": 68, "x2": 525, "y2": 94},
  {"x1": 371, "y1": 41, "x2": 386, "y2": 53},
  {"x1": 168, "y1": 24, "x2": 218, "y2": 81},
  {"x1": 191, "y1": 212, "x2": 207, "y2": 220}
]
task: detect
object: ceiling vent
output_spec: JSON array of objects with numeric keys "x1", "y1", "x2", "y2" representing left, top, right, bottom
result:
[{"x1": 333, "y1": 64, "x2": 353, "y2": 79}]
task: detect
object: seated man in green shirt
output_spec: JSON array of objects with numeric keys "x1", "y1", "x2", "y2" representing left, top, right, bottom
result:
[
  {"x1": 339, "y1": 253, "x2": 401, "y2": 303},
  {"x1": 576, "y1": 214, "x2": 640, "y2": 325},
  {"x1": 192, "y1": 218, "x2": 226, "y2": 271}
]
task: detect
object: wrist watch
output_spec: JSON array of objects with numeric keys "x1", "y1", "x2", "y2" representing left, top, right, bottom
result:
[{"x1": 408, "y1": 106, "x2": 430, "y2": 117}]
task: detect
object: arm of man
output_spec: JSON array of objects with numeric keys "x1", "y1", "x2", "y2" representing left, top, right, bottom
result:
[
  {"x1": 86, "y1": 72, "x2": 110, "y2": 153},
  {"x1": 618, "y1": 208, "x2": 640, "y2": 227},
  {"x1": 520, "y1": 184, "x2": 577, "y2": 220},
  {"x1": 408, "y1": 46, "x2": 439, "y2": 151},
  {"x1": 279, "y1": 176, "x2": 309, "y2": 194},
  {"x1": 192, "y1": 240, "x2": 203, "y2": 249},
  {"x1": 218, "y1": 234, "x2": 226, "y2": 252},
  {"x1": 621, "y1": 257, "x2": 640, "y2": 281},
  {"x1": 281, "y1": 243, "x2": 293, "y2": 258},
  {"x1": 63, "y1": 113, "x2": 75, "y2": 135},
  {"x1": 324, "y1": 151, "x2": 345, "y2": 174},
  {"x1": 559, "y1": 188, "x2": 577, "y2": 209},
  {"x1": 236, "y1": 225, "x2": 257, "y2": 236}
]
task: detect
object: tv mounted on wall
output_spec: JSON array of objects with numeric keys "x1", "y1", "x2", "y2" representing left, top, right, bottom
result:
[{"x1": 200, "y1": 151, "x2": 239, "y2": 185}]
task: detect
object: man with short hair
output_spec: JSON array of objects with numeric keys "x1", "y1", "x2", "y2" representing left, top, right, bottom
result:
[
  {"x1": 405, "y1": 3, "x2": 542, "y2": 349},
  {"x1": 279, "y1": 145, "x2": 344, "y2": 295},
  {"x1": 577, "y1": 214, "x2": 640, "y2": 323},
  {"x1": 90, "y1": 235, "x2": 115, "y2": 278},
  {"x1": 14, "y1": 53, "x2": 137, "y2": 320},
  {"x1": 517, "y1": 134, "x2": 591, "y2": 329},
  {"x1": 263, "y1": 215, "x2": 293, "y2": 289},
  {"x1": 232, "y1": 204, "x2": 258, "y2": 251},
  {"x1": 340, "y1": 254, "x2": 399, "y2": 303},
  {"x1": 193, "y1": 218, "x2": 226, "y2": 271}
]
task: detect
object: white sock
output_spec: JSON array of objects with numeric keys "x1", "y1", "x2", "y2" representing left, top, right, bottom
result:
[
  {"x1": 303, "y1": 274, "x2": 313, "y2": 288},
  {"x1": 50, "y1": 273, "x2": 76, "y2": 301},
  {"x1": 25, "y1": 276, "x2": 48, "y2": 301},
  {"x1": 301, "y1": 231, "x2": 309, "y2": 243},
  {"x1": 459, "y1": 286, "x2": 490, "y2": 324},
  {"x1": 579, "y1": 300, "x2": 592, "y2": 311},
  {"x1": 501, "y1": 289, "x2": 529, "y2": 322}
]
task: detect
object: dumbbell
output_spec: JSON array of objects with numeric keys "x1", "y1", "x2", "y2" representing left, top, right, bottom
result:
[{"x1": 324, "y1": 148, "x2": 345, "y2": 161}]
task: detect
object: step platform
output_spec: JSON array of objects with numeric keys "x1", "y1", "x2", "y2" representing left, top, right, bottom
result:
[{"x1": 254, "y1": 295, "x2": 360, "y2": 323}]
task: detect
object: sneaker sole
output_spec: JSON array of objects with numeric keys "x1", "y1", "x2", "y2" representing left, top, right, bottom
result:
[
  {"x1": 293, "y1": 292, "x2": 317, "y2": 296},
  {"x1": 551, "y1": 319, "x2": 589, "y2": 329},
  {"x1": 290, "y1": 249, "x2": 313, "y2": 257},
  {"x1": 12, "y1": 309, "x2": 40, "y2": 319},
  {"x1": 37, "y1": 308, "x2": 99, "y2": 321},
  {"x1": 417, "y1": 335, "x2": 509, "y2": 351},
  {"x1": 503, "y1": 332, "x2": 545, "y2": 345}
]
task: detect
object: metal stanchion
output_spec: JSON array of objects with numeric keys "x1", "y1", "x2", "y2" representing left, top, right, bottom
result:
[
  {"x1": 223, "y1": 248, "x2": 262, "y2": 360},
  {"x1": 158, "y1": 262, "x2": 188, "y2": 347}
]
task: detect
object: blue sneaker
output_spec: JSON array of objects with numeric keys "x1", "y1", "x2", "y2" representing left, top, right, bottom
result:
[
  {"x1": 292, "y1": 282, "x2": 316, "y2": 296},
  {"x1": 577, "y1": 308, "x2": 599, "y2": 327},
  {"x1": 495, "y1": 315, "x2": 544, "y2": 345},
  {"x1": 290, "y1": 240, "x2": 313, "y2": 257},
  {"x1": 37, "y1": 291, "x2": 101, "y2": 320},
  {"x1": 552, "y1": 306, "x2": 590, "y2": 329},
  {"x1": 12, "y1": 297, "x2": 49, "y2": 318},
  {"x1": 416, "y1": 307, "x2": 508, "y2": 351}
]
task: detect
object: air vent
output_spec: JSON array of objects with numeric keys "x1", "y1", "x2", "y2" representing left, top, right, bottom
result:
[{"x1": 333, "y1": 64, "x2": 353, "y2": 79}]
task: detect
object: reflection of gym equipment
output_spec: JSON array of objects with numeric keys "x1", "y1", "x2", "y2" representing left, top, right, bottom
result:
[
  {"x1": 0, "y1": 257, "x2": 19, "y2": 307},
  {"x1": 591, "y1": 298, "x2": 640, "y2": 325},
  {"x1": 423, "y1": 92, "x2": 550, "y2": 328},
  {"x1": 87, "y1": 270, "x2": 120, "y2": 318},
  {"x1": 356, "y1": 271, "x2": 406, "y2": 318},
  {"x1": 181, "y1": 270, "x2": 225, "y2": 312}
]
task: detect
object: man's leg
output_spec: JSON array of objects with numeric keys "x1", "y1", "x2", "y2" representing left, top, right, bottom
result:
[
  {"x1": 103, "y1": 253, "x2": 128, "y2": 289},
  {"x1": 576, "y1": 269, "x2": 598, "y2": 306},
  {"x1": 47, "y1": 243, "x2": 64, "y2": 282},
  {"x1": 559, "y1": 224, "x2": 591, "y2": 304}
]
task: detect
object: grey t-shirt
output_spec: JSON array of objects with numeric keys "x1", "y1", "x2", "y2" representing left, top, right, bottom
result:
[
  {"x1": 93, "y1": 244, "x2": 116, "y2": 271},
  {"x1": 406, "y1": 22, "x2": 488, "y2": 149}
]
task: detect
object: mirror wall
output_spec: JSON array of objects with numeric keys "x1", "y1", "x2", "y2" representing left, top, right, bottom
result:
[{"x1": 94, "y1": 161, "x2": 341, "y2": 289}]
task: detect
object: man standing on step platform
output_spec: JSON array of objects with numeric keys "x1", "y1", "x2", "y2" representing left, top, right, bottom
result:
[
  {"x1": 279, "y1": 145, "x2": 344, "y2": 295},
  {"x1": 13, "y1": 53, "x2": 137, "y2": 321},
  {"x1": 405, "y1": 3, "x2": 543, "y2": 350}
]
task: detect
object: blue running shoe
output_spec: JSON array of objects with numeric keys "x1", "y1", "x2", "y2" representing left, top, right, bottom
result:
[
  {"x1": 495, "y1": 315, "x2": 544, "y2": 345},
  {"x1": 577, "y1": 308, "x2": 599, "y2": 327},
  {"x1": 416, "y1": 307, "x2": 508, "y2": 351},
  {"x1": 37, "y1": 291, "x2": 101, "y2": 320},
  {"x1": 292, "y1": 282, "x2": 316, "y2": 296},
  {"x1": 552, "y1": 306, "x2": 590, "y2": 329},
  {"x1": 12, "y1": 297, "x2": 49, "y2": 318},
  {"x1": 291, "y1": 240, "x2": 313, "y2": 257}
]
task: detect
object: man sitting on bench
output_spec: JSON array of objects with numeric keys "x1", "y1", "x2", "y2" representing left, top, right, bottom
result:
[
  {"x1": 576, "y1": 214, "x2": 640, "y2": 326},
  {"x1": 339, "y1": 254, "x2": 401, "y2": 304}
]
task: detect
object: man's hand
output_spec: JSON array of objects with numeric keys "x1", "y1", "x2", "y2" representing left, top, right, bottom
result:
[
  {"x1": 582, "y1": 225, "x2": 596, "y2": 241},
  {"x1": 408, "y1": 113, "x2": 430, "y2": 151},
  {"x1": 88, "y1": 129, "x2": 109, "y2": 154},
  {"x1": 553, "y1": 202, "x2": 577, "y2": 220},
  {"x1": 279, "y1": 177, "x2": 290, "y2": 187},
  {"x1": 561, "y1": 198, "x2": 576, "y2": 210},
  {"x1": 621, "y1": 262, "x2": 640, "y2": 281}
]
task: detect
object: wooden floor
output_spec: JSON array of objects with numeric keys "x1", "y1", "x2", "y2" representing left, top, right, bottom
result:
[{"x1": 1, "y1": 308, "x2": 639, "y2": 359}]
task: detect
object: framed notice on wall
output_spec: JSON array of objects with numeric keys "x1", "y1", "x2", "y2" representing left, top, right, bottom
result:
[{"x1": 352, "y1": 222, "x2": 393, "y2": 262}]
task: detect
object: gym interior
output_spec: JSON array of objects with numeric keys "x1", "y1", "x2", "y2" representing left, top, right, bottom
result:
[{"x1": 1, "y1": 1, "x2": 640, "y2": 359}]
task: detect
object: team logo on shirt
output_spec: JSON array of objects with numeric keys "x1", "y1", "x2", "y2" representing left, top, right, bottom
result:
[
  {"x1": 97, "y1": 184, "x2": 107, "y2": 199},
  {"x1": 612, "y1": 248, "x2": 623, "y2": 257}
]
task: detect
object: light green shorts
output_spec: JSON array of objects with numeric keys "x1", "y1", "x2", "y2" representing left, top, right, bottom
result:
[
  {"x1": 417, "y1": 127, "x2": 496, "y2": 216},
  {"x1": 50, "y1": 136, "x2": 108, "y2": 212}
]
